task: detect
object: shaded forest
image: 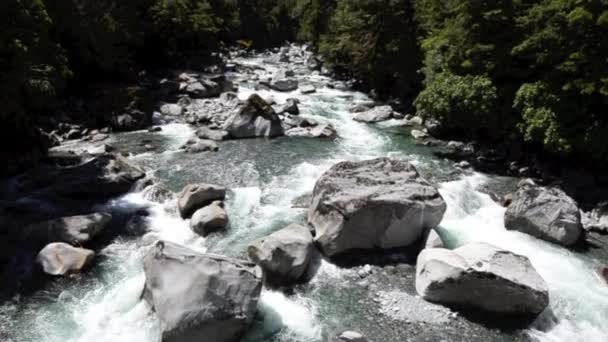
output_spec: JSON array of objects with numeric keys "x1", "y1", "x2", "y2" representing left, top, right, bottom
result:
[{"x1": 2, "y1": 0, "x2": 607, "y2": 171}]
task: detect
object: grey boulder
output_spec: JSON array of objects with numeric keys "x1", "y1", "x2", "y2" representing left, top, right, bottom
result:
[
  {"x1": 160, "y1": 103, "x2": 183, "y2": 116},
  {"x1": 505, "y1": 183, "x2": 583, "y2": 246},
  {"x1": 248, "y1": 223, "x2": 314, "y2": 285},
  {"x1": 353, "y1": 105, "x2": 394, "y2": 123},
  {"x1": 143, "y1": 241, "x2": 262, "y2": 342},
  {"x1": 276, "y1": 98, "x2": 300, "y2": 115},
  {"x1": 190, "y1": 201, "x2": 228, "y2": 236},
  {"x1": 223, "y1": 94, "x2": 284, "y2": 138},
  {"x1": 308, "y1": 158, "x2": 446, "y2": 257},
  {"x1": 22, "y1": 213, "x2": 112, "y2": 247},
  {"x1": 285, "y1": 124, "x2": 337, "y2": 139},
  {"x1": 180, "y1": 138, "x2": 219, "y2": 153},
  {"x1": 300, "y1": 84, "x2": 317, "y2": 94},
  {"x1": 265, "y1": 70, "x2": 299, "y2": 92},
  {"x1": 177, "y1": 183, "x2": 226, "y2": 219},
  {"x1": 195, "y1": 127, "x2": 229, "y2": 141},
  {"x1": 37, "y1": 242, "x2": 95, "y2": 276},
  {"x1": 416, "y1": 242, "x2": 549, "y2": 321}
]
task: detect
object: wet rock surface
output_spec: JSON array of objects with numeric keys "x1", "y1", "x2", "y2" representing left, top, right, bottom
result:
[{"x1": 308, "y1": 158, "x2": 447, "y2": 257}]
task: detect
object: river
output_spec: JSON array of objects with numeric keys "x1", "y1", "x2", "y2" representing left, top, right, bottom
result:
[{"x1": 1, "y1": 47, "x2": 607, "y2": 342}]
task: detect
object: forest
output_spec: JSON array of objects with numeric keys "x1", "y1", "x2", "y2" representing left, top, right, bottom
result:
[{"x1": 2, "y1": 0, "x2": 607, "y2": 170}]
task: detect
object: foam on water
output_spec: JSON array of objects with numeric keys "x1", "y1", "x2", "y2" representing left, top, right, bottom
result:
[{"x1": 438, "y1": 173, "x2": 608, "y2": 342}]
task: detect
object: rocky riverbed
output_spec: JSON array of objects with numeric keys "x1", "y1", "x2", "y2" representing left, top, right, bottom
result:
[{"x1": 1, "y1": 45, "x2": 608, "y2": 342}]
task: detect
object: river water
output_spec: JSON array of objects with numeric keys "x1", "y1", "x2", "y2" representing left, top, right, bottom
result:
[{"x1": 1, "y1": 49, "x2": 607, "y2": 342}]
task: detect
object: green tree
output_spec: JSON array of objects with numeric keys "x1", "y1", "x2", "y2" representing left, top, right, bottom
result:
[
  {"x1": 320, "y1": 0, "x2": 422, "y2": 99},
  {"x1": 414, "y1": 72, "x2": 499, "y2": 137}
]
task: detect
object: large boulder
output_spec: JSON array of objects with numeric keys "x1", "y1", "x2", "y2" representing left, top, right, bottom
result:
[
  {"x1": 505, "y1": 183, "x2": 583, "y2": 246},
  {"x1": 190, "y1": 201, "x2": 228, "y2": 236},
  {"x1": 17, "y1": 153, "x2": 146, "y2": 200},
  {"x1": 177, "y1": 183, "x2": 226, "y2": 219},
  {"x1": 247, "y1": 223, "x2": 314, "y2": 285},
  {"x1": 308, "y1": 158, "x2": 446, "y2": 257},
  {"x1": 143, "y1": 241, "x2": 263, "y2": 342},
  {"x1": 22, "y1": 213, "x2": 112, "y2": 247},
  {"x1": 265, "y1": 70, "x2": 299, "y2": 92},
  {"x1": 353, "y1": 106, "x2": 394, "y2": 123},
  {"x1": 37, "y1": 242, "x2": 95, "y2": 276},
  {"x1": 223, "y1": 94, "x2": 284, "y2": 138},
  {"x1": 112, "y1": 110, "x2": 151, "y2": 131},
  {"x1": 416, "y1": 242, "x2": 549, "y2": 322}
]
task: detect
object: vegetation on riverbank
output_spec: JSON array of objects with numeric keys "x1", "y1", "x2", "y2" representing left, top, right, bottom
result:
[{"x1": 2, "y1": 0, "x2": 607, "y2": 173}]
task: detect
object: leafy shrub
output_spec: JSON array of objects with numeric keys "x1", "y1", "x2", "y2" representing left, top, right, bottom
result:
[{"x1": 414, "y1": 72, "x2": 498, "y2": 136}]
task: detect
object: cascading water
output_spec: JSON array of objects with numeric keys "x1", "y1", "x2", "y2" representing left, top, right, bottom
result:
[{"x1": 2, "y1": 47, "x2": 607, "y2": 342}]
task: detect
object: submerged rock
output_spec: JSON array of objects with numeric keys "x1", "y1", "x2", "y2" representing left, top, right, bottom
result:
[
  {"x1": 143, "y1": 241, "x2": 262, "y2": 342},
  {"x1": 37, "y1": 242, "x2": 95, "y2": 276},
  {"x1": 190, "y1": 201, "x2": 228, "y2": 236},
  {"x1": 223, "y1": 94, "x2": 284, "y2": 138},
  {"x1": 308, "y1": 158, "x2": 446, "y2": 257},
  {"x1": 22, "y1": 213, "x2": 111, "y2": 247},
  {"x1": 505, "y1": 183, "x2": 583, "y2": 246},
  {"x1": 353, "y1": 106, "x2": 394, "y2": 123},
  {"x1": 177, "y1": 183, "x2": 226, "y2": 219},
  {"x1": 416, "y1": 242, "x2": 549, "y2": 323},
  {"x1": 248, "y1": 223, "x2": 314, "y2": 285},
  {"x1": 180, "y1": 138, "x2": 219, "y2": 153}
]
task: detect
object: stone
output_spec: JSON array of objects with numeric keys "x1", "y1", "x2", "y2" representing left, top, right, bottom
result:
[
  {"x1": 353, "y1": 106, "x2": 394, "y2": 123},
  {"x1": 285, "y1": 124, "x2": 337, "y2": 139},
  {"x1": 16, "y1": 153, "x2": 146, "y2": 200},
  {"x1": 248, "y1": 223, "x2": 314, "y2": 285},
  {"x1": 37, "y1": 242, "x2": 95, "y2": 276},
  {"x1": 112, "y1": 110, "x2": 151, "y2": 131},
  {"x1": 177, "y1": 183, "x2": 226, "y2": 219},
  {"x1": 22, "y1": 213, "x2": 112, "y2": 247},
  {"x1": 308, "y1": 158, "x2": 447, "y2": 257},
  {"x1": 195, "y1": 127, "x2": 229, "y2": 141},
  {"x1": 350, "y1": 105, "x2": 371, "y2": 113},
  {"x1": 411, "y1": 129, "x2": 429, "y2": 140},
  {"x1": 66, "y1": 128, "x2": 82, "y2": 140},
  {"x1": 181, "y1": 138, "x2": 219, "y2": 153},
  {"x1": 160, "y1": 103, "x2": 183, "y2": 116},
  {"x1": 334, "y1": 331, "x2": 369, "y2": 342},
  {"x1": 264, "y1": 70, "x2": 299, "y2": 92},
  {"x1": 300, "y1": 84, "x2": 317, "y2": 94},
  {"x1": 582, "y1": 202, "x2": 608, "y2": 234},
  {"x1": 190, "y1": 201, "x2": 228, "y2": 237},
  {"x1": 223, "y1": 94, "x2": 284, "y2": 138},
  {"x1": 143, "y1": 241, "x2": 262, "y2": 342},
  {"x1": 416, "y1": 242, "x2": 549, "y2": 322},
  {"x1": 276, "y1": 98, "x2": 300, "y2": 115},
  {"x1": 505, "y1": 183, "x2": 583, "y2": 246},
  {"x1": 425, "y1": 229, "x2": 443, "y2": 249}
]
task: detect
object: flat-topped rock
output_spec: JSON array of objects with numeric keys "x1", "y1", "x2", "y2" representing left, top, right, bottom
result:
[{"x1": 308, "y1": 158, "x2": 446, "y2": 257}]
